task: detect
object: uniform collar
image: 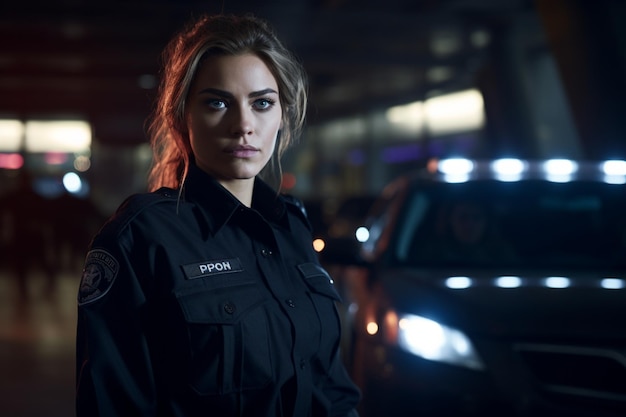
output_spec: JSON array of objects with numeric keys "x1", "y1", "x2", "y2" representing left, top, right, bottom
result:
[{"x1": 183, "y1": 163, "x2": 289, "y2": 235}]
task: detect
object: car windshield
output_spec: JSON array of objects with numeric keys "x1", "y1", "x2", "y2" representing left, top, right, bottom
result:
[{"x1": 392, "y1": 180, "x2": 626, "y2": 269}]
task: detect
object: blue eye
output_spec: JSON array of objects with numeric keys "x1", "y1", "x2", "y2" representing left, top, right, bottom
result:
[
  {"x1": 253, "y1": 98, "x2": 275, "y2": 111},
  {"x1": 206, "y1": 99, "x2": 227, "y2": 110}
]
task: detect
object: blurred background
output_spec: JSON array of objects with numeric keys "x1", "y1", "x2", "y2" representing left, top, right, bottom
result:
[{"x1": 0, "y1": 0, "x2": 625, "y2": 416}]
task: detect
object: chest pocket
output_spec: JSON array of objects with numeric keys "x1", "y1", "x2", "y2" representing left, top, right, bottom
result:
[
  {"x1": 175, "y1": 278, "x2": 272, "y2": 395},
  {"x1": 298, "y1": 262, "x2": 342, "y2": 334},
  {"x1": 298, "y1": 263, "x2": 341, "y2": 302},
  {"x1": 297, "y1": 263, "x2": 344, "y2": 376}
]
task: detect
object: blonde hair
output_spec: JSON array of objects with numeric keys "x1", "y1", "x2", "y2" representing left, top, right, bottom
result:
[{"x1": 146, "y1": 14, "x2": 308, "y2": 191}]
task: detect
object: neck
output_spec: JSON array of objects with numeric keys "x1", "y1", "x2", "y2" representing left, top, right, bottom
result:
[{"x1": 219, "y1": 177, "x2": 255, "y2": 207}]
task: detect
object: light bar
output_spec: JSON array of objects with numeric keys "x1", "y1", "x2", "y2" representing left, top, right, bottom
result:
[
  {"x1": 0, "y1": 119, "x2": 24, "y2": 151},
  {"x1": 445, "y1": 276, "x2": 473, "y2": 289},
  {"x1": 438, "y1": 158, "x2": 474, "y2": 176},
  {"x1": 601, "y1": 160, "x2": 626, "y2": 176},
  {"x1": 543, "y1": 159, "x2": 578, "y2": 176},
  {"x1": 491, "y1": 158, "x2": 526, "y2": 176}
]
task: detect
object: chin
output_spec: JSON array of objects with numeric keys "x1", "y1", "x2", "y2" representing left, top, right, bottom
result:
[{"x1": 231, "y1": 170, "x2": 261, "y2": 180}]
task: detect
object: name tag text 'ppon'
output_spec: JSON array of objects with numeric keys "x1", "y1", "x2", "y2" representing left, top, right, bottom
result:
[{"x1": 181, "y1": 258, "x2": 243, "y2": 280}]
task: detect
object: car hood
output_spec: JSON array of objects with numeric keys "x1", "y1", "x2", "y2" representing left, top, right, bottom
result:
[{"x1": 380, "y1": 267, "x2": 626, "y2": 340}]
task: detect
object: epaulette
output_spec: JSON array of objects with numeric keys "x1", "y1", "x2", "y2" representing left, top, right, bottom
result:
[
  {"x1": 96, "y1": 187, "x2": 178, "y2": 241},
  {"x1": 281, "y1": 194, "x2": 312, "y2": 230}
]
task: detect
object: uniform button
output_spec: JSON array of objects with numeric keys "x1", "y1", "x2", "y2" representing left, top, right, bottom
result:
[
  {"x1": 261, "y1": 248, "x2": 273, "y2": 257},
  {"x1": 285, "y1": 299, "x2": 296, "y2": 308},
  {"x1": 300, "y1": 359, "x2": 307, "y2": 370},
  {"x1": 223, "y1": 303, "x2": 236, "y2": 314}
]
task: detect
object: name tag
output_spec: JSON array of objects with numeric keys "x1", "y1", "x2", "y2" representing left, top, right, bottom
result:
[{"x1": 181, "y1": 258, "x2": 243, "y2": 279}]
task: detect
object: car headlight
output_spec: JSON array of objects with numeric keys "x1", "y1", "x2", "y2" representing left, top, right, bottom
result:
[{"x1": 392, "y1": 312, "x2": 484, "y2": 370}]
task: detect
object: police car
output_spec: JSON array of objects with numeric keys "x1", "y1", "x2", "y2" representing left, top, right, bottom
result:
[{"x1": 322, "y1": 158, "x2": 626, "y2": 417}]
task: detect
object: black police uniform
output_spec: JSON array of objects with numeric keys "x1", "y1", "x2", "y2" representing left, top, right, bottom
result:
[{"x1": 76, "y1": 164, "x2": 361, "y2": 417}]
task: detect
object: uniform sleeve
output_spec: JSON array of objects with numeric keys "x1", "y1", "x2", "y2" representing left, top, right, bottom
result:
[{"x1": 75, "y1": 233, "x2": 157, "y2": 417}]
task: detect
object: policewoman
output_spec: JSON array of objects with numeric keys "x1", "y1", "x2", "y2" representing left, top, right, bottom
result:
[{"x1": 75, "y1": 14, "x2": 361, "y2": 417}]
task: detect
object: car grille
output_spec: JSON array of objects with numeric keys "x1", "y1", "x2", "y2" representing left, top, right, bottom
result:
[{"x1": 515, "y1": 343, "x2": 626, "y2": 413}]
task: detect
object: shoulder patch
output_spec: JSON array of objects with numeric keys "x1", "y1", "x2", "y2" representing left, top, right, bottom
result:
[{"x1": 78, "y1": 249, "x2": 120, "y2": 305}]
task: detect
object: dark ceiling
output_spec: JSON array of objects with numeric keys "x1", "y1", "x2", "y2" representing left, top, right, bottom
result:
[{"x1": 0, "y1": 0, "x2": 543, "y2": 146}]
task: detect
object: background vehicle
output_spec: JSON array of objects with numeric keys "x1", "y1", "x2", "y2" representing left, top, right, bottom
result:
[
  {"x1": 323, "y1": 158, "x2": 626, "y2": 417},
  {"x1": 305, "y1": 195, "x2": 377, "y2": 258}
]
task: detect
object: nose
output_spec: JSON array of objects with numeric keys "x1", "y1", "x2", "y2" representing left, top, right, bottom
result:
[{"x1": 229, "y1": 105, "x2": 254, "y2": 137}]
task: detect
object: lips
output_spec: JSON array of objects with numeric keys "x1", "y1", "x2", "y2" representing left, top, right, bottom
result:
[{"x1": 226, "y1": 145, "x2": 259, "y2": 158}]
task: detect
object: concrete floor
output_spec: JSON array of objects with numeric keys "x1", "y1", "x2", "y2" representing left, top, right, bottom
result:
[{"x1": 0, "y1": 268, "x2": 78, "y2": 417}]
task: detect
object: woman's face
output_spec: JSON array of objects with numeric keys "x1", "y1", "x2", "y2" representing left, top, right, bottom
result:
[{"x1": 185, "y1": 53, "x2": 282, "y2": 185}]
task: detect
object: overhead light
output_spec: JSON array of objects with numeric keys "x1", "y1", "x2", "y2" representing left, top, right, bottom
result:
[
  {"x1": 386, "y1": 101, "x2": 425, "y2": 135},
  {"x1": 424, "y1": 89, "x2": 485, "y2": 135},
  {"x1": 0, "y1": 119, "x2": 24, "y2": 151},
  {"x1": 470, "y1": 29, "x2": 491, "y2": 49},
  {"x1": 430, "y1": 30, "x2": 462, "y2": 57},
  {"x1": 426, "y1": 66, "x2": 454, "y2": 83},
  {"x1": 25, "y1": 120, "x2": 91, "y2": 153}
]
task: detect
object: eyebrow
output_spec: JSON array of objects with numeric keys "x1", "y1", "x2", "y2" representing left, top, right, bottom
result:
[{"x1": 197, "y1": 87, "x2": 278, "y2": 98}]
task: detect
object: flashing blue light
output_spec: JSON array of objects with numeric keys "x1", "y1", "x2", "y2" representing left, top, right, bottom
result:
[
  {"x1": 603, "y1": 175, "x2": 626, "y2": 185},
  {"x1": 491, "y1": 158, "x2": 526, "y2": 182},
  {"x1": 442, "y1": 173, "x2": 471, "y2": 183},
  {"x1": 445, "y1": 276, "x2": 472, "y2": 289},
  {"x1": 491, "y1": 158, "x2": 525, "y2": 176},
  {"x1": 602, "y1": 160, "x2": 626, "y2": 176},
  {"x1": 438, "y1": 158, "x2": 474, "y2": 176},
  {"x1": 495, "y1": 276, "x2": 522, "y2": 288},
  {"x1": 543, "y1": 276, "x2": 571, "y2": 288},
  {"x1": 543, "y1": 159, "x2": 578, "y2": 176},
  {"x1": 600, "y1": 278, "x2": 625, "y2": 289}
]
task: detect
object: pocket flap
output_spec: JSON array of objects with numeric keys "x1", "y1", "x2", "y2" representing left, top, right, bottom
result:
[
  {"x1": 298, "y1": 262, "x2": 341, "y2": 301},
  {"x1": 175, "y1": 283, "x2": 266, "y2": 324}
]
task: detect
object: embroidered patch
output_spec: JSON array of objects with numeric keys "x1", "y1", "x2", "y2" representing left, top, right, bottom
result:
[
  {"x1": 181, "y1": 258, "x2": 243, "y2": 279},
  {"x1": 78, "y1": 249, "x2": 119, "y2": 305}
]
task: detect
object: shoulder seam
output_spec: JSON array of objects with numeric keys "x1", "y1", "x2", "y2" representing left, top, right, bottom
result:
[
  {"x1": 105, "y1": 188, "x2": 178, "y2": 238},
  {"x1": 282, "y1": 194, "x2": 312, "y2": 231}
]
